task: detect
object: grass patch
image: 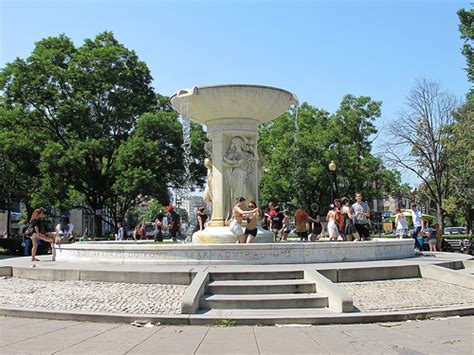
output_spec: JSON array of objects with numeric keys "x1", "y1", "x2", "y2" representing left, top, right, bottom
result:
[
  {"x1": 0, "y1": 247, "x2": 8, "y2": 255},
  {"x1": 216, "y1": 319, "x2": 236, "y2": 327}
]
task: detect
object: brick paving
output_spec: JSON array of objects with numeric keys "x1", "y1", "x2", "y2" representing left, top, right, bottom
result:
[
  {"x1": 0, "y1": 277, "x2": 187, "y2": 314},
  {"x1": 339, "y1": 278, "x2": 474, "y2": 312}
]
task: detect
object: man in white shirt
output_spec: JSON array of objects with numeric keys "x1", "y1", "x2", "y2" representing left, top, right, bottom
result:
[
  {"x1": 410, "y1": 203, "x2": 424, "y2": 250},
  {"x1": 351, "y1": 192, "x2": 371, "y2": 240}
]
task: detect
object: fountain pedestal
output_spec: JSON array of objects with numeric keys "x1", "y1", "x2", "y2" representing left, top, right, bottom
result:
[{"x1": 171, "y1": 85, "x2": 298, "y2": 244}]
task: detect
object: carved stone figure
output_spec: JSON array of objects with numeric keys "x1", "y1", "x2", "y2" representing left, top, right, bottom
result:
[
  {"x1": 223, "y1": 136, "x2": 256, "y2": 221},
  {"x1": 203, "y1": 141, "x2": 213, "y2": 204},
  {"x1": 203, "y1": 158, "x2": 213, "y2": 204}
]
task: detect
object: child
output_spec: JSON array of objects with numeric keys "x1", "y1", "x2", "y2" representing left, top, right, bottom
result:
[{"x1": 394, "y1": 208, "x2": 408, "y2": 239}]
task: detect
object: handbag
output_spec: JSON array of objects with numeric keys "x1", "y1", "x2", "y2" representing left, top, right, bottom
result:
[{"x1": 24, "y1": 224, "x2": 34, "y2": 237}]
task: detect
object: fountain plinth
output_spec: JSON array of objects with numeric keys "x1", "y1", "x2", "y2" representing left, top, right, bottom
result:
[{"x1": 171, "y1": 84, "x2": 298, "y2": 244}]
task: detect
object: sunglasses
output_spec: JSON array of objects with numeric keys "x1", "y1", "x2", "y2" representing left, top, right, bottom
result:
[{"x1": 248, "y1": 205, "x2": 255, "y2": 208}]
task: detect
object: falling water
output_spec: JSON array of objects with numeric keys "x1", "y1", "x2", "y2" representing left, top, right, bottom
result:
[
  {"x1": 179, "y1": 101, "x2": 194, "y2": 194},
  {"x1": 174, "y1": 102, "x2": 195, "y2": 238}
]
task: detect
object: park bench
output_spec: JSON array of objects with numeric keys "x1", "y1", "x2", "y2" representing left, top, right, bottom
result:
[{"x1": 442, "y1": 239, "x2": 471, "y2": 253}]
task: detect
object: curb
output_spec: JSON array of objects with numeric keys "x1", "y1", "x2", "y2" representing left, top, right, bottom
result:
[{"x1": 1, "y1": 305, "x2": 473, "y2": 326}]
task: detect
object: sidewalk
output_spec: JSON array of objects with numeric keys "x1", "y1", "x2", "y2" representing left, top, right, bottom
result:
[{"x1": 0, "y1": 315, "x2": 472, "y2": 354}]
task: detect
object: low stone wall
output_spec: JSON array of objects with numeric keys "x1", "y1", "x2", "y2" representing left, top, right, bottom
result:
[{"x1": 54, "y1": 239, "x2": 415, "y2": 265}]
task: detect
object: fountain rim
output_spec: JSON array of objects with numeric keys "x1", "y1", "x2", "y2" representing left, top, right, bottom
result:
[{"x1": 170, "y1": 83, "x2": 299, "y2": 103}]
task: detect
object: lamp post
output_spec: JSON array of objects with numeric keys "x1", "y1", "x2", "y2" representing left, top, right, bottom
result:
[{"x1": 329, "y1": 161, "x2": 339, "y2": 203}]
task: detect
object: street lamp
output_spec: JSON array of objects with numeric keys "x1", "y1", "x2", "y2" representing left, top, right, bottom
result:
[{"x1": 328, "y1": 161, "x2": 339, "y2": 203}]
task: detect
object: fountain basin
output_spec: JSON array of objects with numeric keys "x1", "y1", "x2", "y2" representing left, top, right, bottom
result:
[
  {"x1": 170, "y1": 84, "x2": 298, "y2": 125},
  {"x1": 54, "y1": 239, "x2": 415, "y2": 265}
]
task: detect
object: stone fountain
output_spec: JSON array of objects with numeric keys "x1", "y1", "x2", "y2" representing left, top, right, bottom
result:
[
  {"x1": 170, "y1": 84, "x2": 298, "y2": 244},
  {"x1": 53, "y1": 84, "x2": 415, "y2": 263}
]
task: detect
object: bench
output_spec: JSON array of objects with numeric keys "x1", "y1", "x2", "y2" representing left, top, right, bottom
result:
[{"x1": 442, "y1": 239, "x2": 471, "y2": 253}]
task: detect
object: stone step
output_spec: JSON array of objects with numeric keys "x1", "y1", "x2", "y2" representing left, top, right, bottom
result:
[
  {"x1": 200, "y1": 293, "x2": 328, "y2": 309},
  {"x1": 207, "y1": 279, "x2": 316, "y2": 294},
  {"x1": 196, "y1": 307, "x2": 335, "y2": 319},
  {"x1": 210, "y1": 270, "x2": 304, "y2": 281}
]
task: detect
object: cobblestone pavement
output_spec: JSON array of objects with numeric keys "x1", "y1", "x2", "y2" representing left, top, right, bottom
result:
[
  {"x1": 339, "y1": 278, "x2": 474, "y2": 312},
  {"x1": 0, "y1": 277, "x2": 187, "y2": 314}
]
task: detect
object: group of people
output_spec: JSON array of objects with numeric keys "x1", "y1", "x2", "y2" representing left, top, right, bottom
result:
[
  {"x1": 228, "y1": 192, "x2": 373, "y2": 243},
  {"x1": 115, "y1": 205, "x2": 209, "y2": 243},
  {"x1": 23, "y1": 197, "x2": 437, "y2": 259},
  {"x1": 394, "y1": 202, "x2": 441, "y2": 252}
]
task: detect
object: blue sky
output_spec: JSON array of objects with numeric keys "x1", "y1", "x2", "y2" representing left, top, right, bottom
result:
[{"x1": 1, "y1": 0, "x2": 471, "y2": 186}]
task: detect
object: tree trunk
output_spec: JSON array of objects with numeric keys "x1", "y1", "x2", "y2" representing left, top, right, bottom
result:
[
  {"x1": 93, "y1": 213, "x2": 102, "y2": 239},
  {"x1": 6, "y1": 207, "x2": 10, "y2": 238},
  {"x1": 436, "y1": 203, "x2": 444, "y2": 231}
]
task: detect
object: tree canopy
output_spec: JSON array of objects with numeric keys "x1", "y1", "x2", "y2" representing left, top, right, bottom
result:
[
  {"x1": 0, "y1": 32, "x2": 207, "y2": 235},
  {"x1": 259, "y1": 95, "x2": 401, "y2": 212}
]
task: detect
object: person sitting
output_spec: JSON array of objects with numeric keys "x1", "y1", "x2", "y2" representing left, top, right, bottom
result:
[{"x1": 54, "y1": 216, "x2": 74, "y2": 244}]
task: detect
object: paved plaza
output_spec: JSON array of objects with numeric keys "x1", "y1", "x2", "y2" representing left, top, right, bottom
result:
[
  {"x1": 0, "y1": 276, "x2": 472, "y2": 317},
  {"x1": 0, "y1": 278, "x2": 186, "y2": 315},
  {"x1": 0, "y1": 315, "x2": 472, "y2": 354}
]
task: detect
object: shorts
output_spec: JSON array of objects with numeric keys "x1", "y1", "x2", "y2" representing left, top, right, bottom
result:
[
  {"x1": 354, "y1": 223, "x2": 370, "y2": 239},
  {"x1": 230, "y1": 220, "x2": 244, "y2": 237},
  {"x1": 428, "y1": 238, "x2": 436, "y2": 245},
  {"x1": 297, "y1": 231, "x2": 308, "y2": 241},
  {"x1": 245, "y1": 228, "x2": 257, "y2": 237},
  {"x1": 328, "y1": 221, "x2": 339, "y2": 239}
]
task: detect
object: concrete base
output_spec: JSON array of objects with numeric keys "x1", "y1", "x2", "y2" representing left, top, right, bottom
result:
[
  {"x1": 191, "y1": 226, "x2": 274, "y2": 244},
  {"x1": 53, "y1": 238, "x2": 416, "y2": 265}
]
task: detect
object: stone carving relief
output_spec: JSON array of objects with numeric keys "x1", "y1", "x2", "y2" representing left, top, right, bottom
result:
[
  {"x1": 223, "y1": 135, "x2": 258, "y2": 221},
  {"x1": 203, "y1": 140, "x2": 213, "y2": 205}
]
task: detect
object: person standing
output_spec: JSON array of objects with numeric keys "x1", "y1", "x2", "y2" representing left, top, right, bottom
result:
[
  {"x1": 271, "y1": 206, "x2": 284, "y2": 241},
  {"x1": 139, "y1": 223, "x2": 147, "y2": 240},
  {"x1": 326, "y1": 205, "x2": 340, "y2": 241},
  {"x1": 193, "y1": 206, "x2": 208, "y2": 233},
  {"x1": 295, "y1": 208, "x2": 316, "y2": 242},
  {"x1": 115, "y1": 221, "x2": 125, "y2": 241},
  {"x1": 341, "y1": 197, "x2": 357, "y2": 241},
  {"x1": 260, "y1": 206, "x2": 271, "y2": 230},
  {"x1": 308, "y1": 203, "x2": 322, "y2": 241},
  {"x1": 394, "y1": 208, "x2": 408, "y2": 239},
  {"x1": 426, "y1": 224, "x2": 438, "y2": 252},
  {"x1": 280, "y1": 210, "x2": 291, "y2": 241},
  {"x1": 230, "y1": 197, "x2": 257, "y2": 243},
  {"x1": 27, "y1": 207, "x2": 58, "y2": 261},
  {"x1": 351, "y1": 192, "x2": 371, "y2": 241},
  {"x1": 154, "y1": 211, "x2": 164, "y2": 242},
  {"x1": 245, "y1": 201, "x2": 259, "y2": 243},
  {"x1": 167, "y1": 206, "x2": 181, "y2": 242},
  {"x1": 410, "y1": 203, "x2": 424, "y2": 251}
]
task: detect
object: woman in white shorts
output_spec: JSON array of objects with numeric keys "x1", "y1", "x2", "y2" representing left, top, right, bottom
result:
[
  {"x1": 394, "y1": 208, "x2": 408, "y2": 238},
  {"x1": 326, "y1": 206, "x2": 340, "y2": 241}
]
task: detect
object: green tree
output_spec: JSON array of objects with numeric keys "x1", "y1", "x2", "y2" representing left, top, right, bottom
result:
[
  {"x1": 450, "y1": 6, "x2": 474, "y2": 234},
  {"x1": 0, "y1": 104, "x2": 44, "y2": 235},
  {"x1": 443, "y1": 104, "x2": 474, "y2": 233},
  {"x1": 0, "y1": 32, "x2": 206, "y2": 236},
  {"x1": 142, "y1": 200, "x2": 165, "y2": 223},
  {"x1": 458, "y1": 6, "x2": 474, "y2": 94},
  {"x1": 385, "y1": 79, "x2": 459, "y2": 230},
  {"x1": 259, "y1": 95, "x2": 399, "y2": 211}
]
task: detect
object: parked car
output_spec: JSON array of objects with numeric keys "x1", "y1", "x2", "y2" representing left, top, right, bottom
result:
[{"x1": 444, "y1": 227, "x2": 466, "y2": 235}]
